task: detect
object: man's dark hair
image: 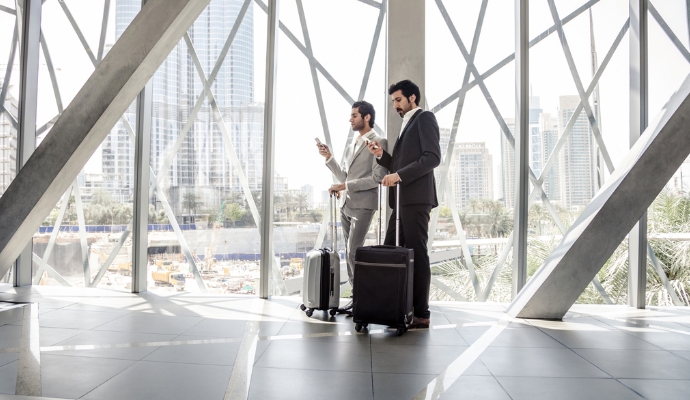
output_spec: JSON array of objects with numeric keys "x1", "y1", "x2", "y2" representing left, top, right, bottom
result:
[
  {"x1": 388, "y1": 79, "x2": 421, "y2": 106},
  {"x1": 352, "y1": 100, "x2": 376, "y2": 128}
]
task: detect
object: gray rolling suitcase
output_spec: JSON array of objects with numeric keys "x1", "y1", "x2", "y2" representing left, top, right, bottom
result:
[{"x1": 300, "y1": 194, "x2": 341, "y2": 317}]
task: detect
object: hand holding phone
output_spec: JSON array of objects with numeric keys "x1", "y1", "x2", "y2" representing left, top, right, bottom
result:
[{"x1": 315, "y1": 137, "x2": 324, "y2": 147}]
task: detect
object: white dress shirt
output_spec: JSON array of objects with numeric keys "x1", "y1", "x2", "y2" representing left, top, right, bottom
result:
[{"x1": 399, "y1": 107, "x2": 421, "y2": 138}]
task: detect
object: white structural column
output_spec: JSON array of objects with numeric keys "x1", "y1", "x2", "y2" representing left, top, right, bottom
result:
[
  {"x1": 259, "y1": 0, "x2": 280, "y2": 299},
  {"x1": 0, "y1": 0, "x2": 211, "y2": 278},
  {"x1": 507, "y1": 72, "x2": 690, "y2": 320},
  {"x1": 628, "y1": 0, "x2": 647, "y2": 309},
  {"x1": 132, "y1": 77, "x2": 152, "y2": 293},
  {"x1": 13, "y1": 0, "x2": 41, "y2": 287},
  {"x1": 512, "y1": 0, "x2": 529, "y2": 298},
  {"x1": 386, "y1": 0, "x2": 424, "y2": 153}
]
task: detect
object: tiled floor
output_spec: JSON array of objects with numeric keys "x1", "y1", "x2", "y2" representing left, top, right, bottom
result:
[{"x1": 0, "y1": 285, "x2": 689, "y2": 399}]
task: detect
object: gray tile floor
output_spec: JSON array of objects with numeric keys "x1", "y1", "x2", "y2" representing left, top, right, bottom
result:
[{"x1": 0, "y1": 285, "x2": 689, "y2": 399}]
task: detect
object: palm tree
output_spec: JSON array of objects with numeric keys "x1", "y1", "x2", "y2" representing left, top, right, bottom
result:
[{"x1": 182, "y1": 190, "x2": 200, "y2": 223}]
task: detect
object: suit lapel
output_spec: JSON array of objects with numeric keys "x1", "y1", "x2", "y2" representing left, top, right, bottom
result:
[{"x1": 348, "y1": 140, "x2": 367, "y2": 169}]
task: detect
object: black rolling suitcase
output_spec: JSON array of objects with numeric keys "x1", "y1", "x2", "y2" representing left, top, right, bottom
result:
[{"x1": 352, "y1": 184, "x2": 414, "y2": 336}]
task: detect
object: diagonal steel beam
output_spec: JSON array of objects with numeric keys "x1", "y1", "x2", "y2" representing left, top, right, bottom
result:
[
  {"x1": 356, "y1": 0, "x2": 381, "y2": 9},
  {"x1": 546, "y1": 0, "x2": 614, "y2": 174},
  {"x1": 0, "y1": 5, "x2": 16, "y2": 14},
  {"x1": 444, "y1": 178, "x2": 480, "y2": 296},
  {"x1": 508, "y1": 73, "x2": 690, "y2": 319},
  {"x1": 90, "y1": 225, "x2": 131, "y2": 287},
  {"x1": 0, "y1": 0, "x2": 212, "y2": 277},
  {"x1": 58, "y1": 0, "x2": 97, "y2": 66},
  {"x1": 32, "y1": 185, "x2": 71, "y2": 285},
  {"x1": 97, "y1": 0, "x2": 110, "y2": 64},
  {"x1": 430, "y1": 0, "x2": 601, "y2": 114},
  {"x1": 649, "y1": 2, "x2": 690, "y2": 63},
  {"x1": 296, "y1": 0, "x2": 333, "y2": 152},
  {"x1": 428, "y1": 0, "x2": 487, "y2": 250},
  {"x1": 39, "y1": 33, "x2": 64, "y2": 113},
  {"x1": 0, "y1": 24, "x2": 18, "y2": 116},
  {"x1": 340, "y1": 0, "x2": 386, "y2": 160}
]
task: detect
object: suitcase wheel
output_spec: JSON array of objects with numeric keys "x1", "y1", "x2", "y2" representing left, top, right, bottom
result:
[
  {"x1": 305, "y1": 309, "x2": 314, "y2": 317},
  {"x1": 299, "y1": 304, "x2": 306, "y2": 311},
  {"x1": 355, "y1": 323, "x2": 363, "y2": 332},
  {"x1": 329, "y1": 308, "x2": 337, "y2": 316},
  {"x1": 395, "y1": 327, "x2": 405, "y2": 336}
]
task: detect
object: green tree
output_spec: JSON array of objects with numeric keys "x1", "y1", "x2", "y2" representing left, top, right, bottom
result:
[
  {"x1": 182, "y1": 190, "x2": 200, "y2": 223},
  {"x1": 224, "y1": 203, "x2": 246, "y2": 227}
]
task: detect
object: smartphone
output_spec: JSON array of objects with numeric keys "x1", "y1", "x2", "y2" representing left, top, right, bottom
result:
[
  {"x1": 364, "y1": 138, "x2": 378, "y2": 149},
  {"x1": 315, "y1": 137, "x2": 324, "y2": 147}
]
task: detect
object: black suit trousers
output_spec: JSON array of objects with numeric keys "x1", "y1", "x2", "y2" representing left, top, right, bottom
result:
[{"x1": 384, "y1": 204, "x2": 432, "y2": 319}]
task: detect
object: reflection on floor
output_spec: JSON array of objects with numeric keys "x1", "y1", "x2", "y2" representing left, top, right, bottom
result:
[{"x1": 0, "y1": 285, "x2": 689, "y2": 399}]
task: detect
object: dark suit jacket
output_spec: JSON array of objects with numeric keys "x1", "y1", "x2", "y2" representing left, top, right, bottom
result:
[{"x1": 377, "y1": 109, "x2": 441, "y2": 209}]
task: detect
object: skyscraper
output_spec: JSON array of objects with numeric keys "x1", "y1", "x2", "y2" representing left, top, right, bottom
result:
[
  {"x1": 540, "y1": 112, "x2": 561, "y2": 202},
  {"x1": 110, "y1": 0, "x2": 262, "y2": 212},
  {"x1": 450, "y1": 142, "x2": 493, "y2": 210},
  {"x1": 0, "y1": 90, "x2": 17, "y2": 195},
  {"x1": 558, "y1": 95, "x2": 595, "y2": 209}
]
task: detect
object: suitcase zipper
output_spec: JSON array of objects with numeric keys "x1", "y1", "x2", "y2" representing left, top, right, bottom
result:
[{"x1": 354, "y1": 260, "x2": 410, "y2": 267}]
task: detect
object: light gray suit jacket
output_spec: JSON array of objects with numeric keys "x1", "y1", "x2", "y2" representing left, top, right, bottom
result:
[{"x1": 326, "y1": 133, "x2": 388, "y2": 211}]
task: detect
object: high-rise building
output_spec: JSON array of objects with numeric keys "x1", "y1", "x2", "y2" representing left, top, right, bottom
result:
[
  {"x1": 0, "y1": 90, "x2": 17, "y2": 195},
  {"x1": 450, "y1": 142, "x2": 493, "y2": 210},
  {"x1": 501, "y1": 118, "x2": 515, "y2": 208},
  {"x1": 110, "y1": 0, "x2": 262, "y2": 212},
  {"x1": 540, "y1": 112, "x2": 560, "y2": 202},
  {"x1": 558, "y1": 95, "x2": 595, "y2": 209}
]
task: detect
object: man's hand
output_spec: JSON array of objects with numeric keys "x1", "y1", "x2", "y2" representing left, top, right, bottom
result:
[
  {"x1": 366, "y1": 140, "x2": 383, "y2": 157},
  {"x1": 381, "y1": 173, "x2": 400, "y2": 187},
  {"x1": 329, "y1": 183, "x2": 346, "y2": 198},
  {"x1": 318, "y1": 143, "x2": 332, "y2": 159}
]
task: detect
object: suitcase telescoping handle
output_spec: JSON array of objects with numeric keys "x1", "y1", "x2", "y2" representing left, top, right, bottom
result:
[
  {"x1": 331, "y1": 191, "x2": 337, "y2": 251},
  {"x1": 378, "y1": 182, "x2": 400, "y2": 246},
  {"x1": 395, "y1": 182, "x2": 400, "y2": 247}
]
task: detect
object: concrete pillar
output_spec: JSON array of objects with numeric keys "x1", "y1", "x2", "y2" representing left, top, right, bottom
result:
[
  {"x1": 0, "y1": 0, "x2": 211, "y2": 279},
  {"x1": 13, "y1": 0, "x2": 41, "y2": 287},
  {"x1": 628, "y1": 0, "x2": 648, "y2": 309},
  {"x1": 507, "y1": 73, "x2": 690, "y2": 320},
  {"x1": 386, "y1": 0, "x2": 425, "y2": 146},
  {"x1": 259, "y1": 0, "x2": 280, "y2": 299},
  {"x1": 513, "y1": 0, "x2": 529, "y2": 298}
]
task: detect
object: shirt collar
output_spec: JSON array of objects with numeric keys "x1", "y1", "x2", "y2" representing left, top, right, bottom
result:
[
  {"x1": 403, "y1": 107, "x2": 421, "y2": 120},
  {"x1": 355, "y1": 130, "x2": 375, "y2": 143}
]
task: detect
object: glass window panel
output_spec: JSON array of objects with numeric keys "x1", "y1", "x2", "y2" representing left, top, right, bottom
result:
[
  {"x1": 427, "y1": 0, "x2": 515, "y2": 302},
  {"x1": 273, "y1": 0, "x2": 384, "y2": 298},
  {"x1": 647, "y1": 0, "x2": 690, "y2": 306},
  {"x1": 147, "y1": 0, "x2": 265, "y2": 295},
  {"x1": 32, "y1": 0, "x2": 139, "y2": 290},
  {"x1": 528, "y1": 0, "x2": 628, "y2": 304}
]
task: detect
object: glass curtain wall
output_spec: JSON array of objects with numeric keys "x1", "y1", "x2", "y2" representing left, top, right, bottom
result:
[
  {"x1": 526, "y1": 0, "x2": 629, "y2": 305},
  {"x1": 646, "y1": 0, "x2": 690, "y2": 306},
  {"x1": 32, "y1": 0, "x2": 139, "y2": 289},
  {"x1": 271, "y1": 0, "x2": 386, "y2": 296},
  {"x1": 426, "y1": 0, "x2": 516, "y2": 302},
  {"x1": 146, "y1": 0, "x2": 266, "y2": 294},
  {"x1": 0, "y1": 0, "x2": 19, "y2": 284}
]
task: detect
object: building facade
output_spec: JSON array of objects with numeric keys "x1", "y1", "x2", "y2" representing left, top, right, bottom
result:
[{"x1": 450, "y1": 142, "x2": 493, "y2": 210}]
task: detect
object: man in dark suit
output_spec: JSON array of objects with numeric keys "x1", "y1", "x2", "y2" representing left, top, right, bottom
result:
[{"x1": 367, "y1": 80, "x2": 441, "y2": 328}]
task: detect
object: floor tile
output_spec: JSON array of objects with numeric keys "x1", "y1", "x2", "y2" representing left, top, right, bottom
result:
[
  {"x1": 177, "y1": 318, "x2": 248, "y2": 338},
  {"x1": 0, "y1": 354, "x2": 18, "y2": 368},
  {"x1": 371, "y1": 344, "x2": 467, "y2": 375},
  {"x1": 539, "y1": 329, "x2": 663, "y2": 350},
  {"x1": 574, "y1": 349, "x2": 690, "y2": 379},
  {"x1": 143, "y1": 341, "x2": 242, "y2": 366},
  {"x1": 372, "y1": 372, "x2": 435, "y2": 400},
  {"x1": 620, "y1": 379, "x2": 690, "y2": 400},
  {"x1": 370, "y1": 327, "x2": 468, "y2": 347},
  {"x1": 41, "y1": 354, "x2": 135, "y2": 399},
  {"x1": 248, "y1": 367, "x2": 373, "y2": 400},
  {"x1": 479, "y1": 347, "x2": 610, "y2": 378},
  {"x1": 0, "y1": 361, "x2": 17, "y2": 395},
  {"x1": 440, "y1": 375, "x2": 512, "y2": 399},
  {"x1": 455, "y1": 325, "x2": 492, "y2": 345},
  {"x1": 497, "y1": 377, "x2": 643, "y2": 400},
  {"x1": 255, "y1": 340, "x2": 371, "y2": 372},
  {"x1": 0, "y1": 325, "x2": 21, "y2": 348},
  {"x1": 37, "y1": 309, "x2": 124, "y2": 330},
  {"x1": 489, "y1": 327, "x2": 566, "y2": 348},
  {"x1": 0, "y1": 308, "x2": 25, "y2": 326},
  {"x1": 81, "y1": 361, "x2": 231, "y2": 400},
  {"x1": 624, "y1": 331, "x2": 690, "y2": 351},
  {"x1": 39, "y1": 327, "x2": 87, "y2": 347},
  {"x1": 93, "y1": 313, "x2": 203, "y2": 335}
]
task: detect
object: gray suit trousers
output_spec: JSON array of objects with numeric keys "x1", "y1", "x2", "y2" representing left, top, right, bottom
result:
[{"x1": 340, "y1": 206, "x2": 375, "y2": 287}]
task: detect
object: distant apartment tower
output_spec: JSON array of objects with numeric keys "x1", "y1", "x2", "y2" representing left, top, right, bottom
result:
[
  {"x1": 558, "y1": 95, "x2": 595, "y2": 208},
  {"x1": 450, "y1": 142, "x2": 493, "y2": 209},
  {"x1": 112, "y1": 0, "x2": 262, "y2": 211},
  {"x1": 0, "y1": 91, "x2": 17, "y2": 195},
  {"x1": 500, "y1": 119, "x2": 515, "y2": 208},
  {"x1": 539, "y1": 112, "x2": 561, "y2": 202}
]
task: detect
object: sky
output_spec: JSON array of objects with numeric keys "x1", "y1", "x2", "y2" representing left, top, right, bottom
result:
[{"x1": 1, "y1": 0, "x2": 690, "y2": 205}]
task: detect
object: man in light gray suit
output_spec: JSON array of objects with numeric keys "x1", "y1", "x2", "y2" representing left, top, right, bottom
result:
[{"x1": 317, "y1": 101, "x2": 387, "y2": 314}]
